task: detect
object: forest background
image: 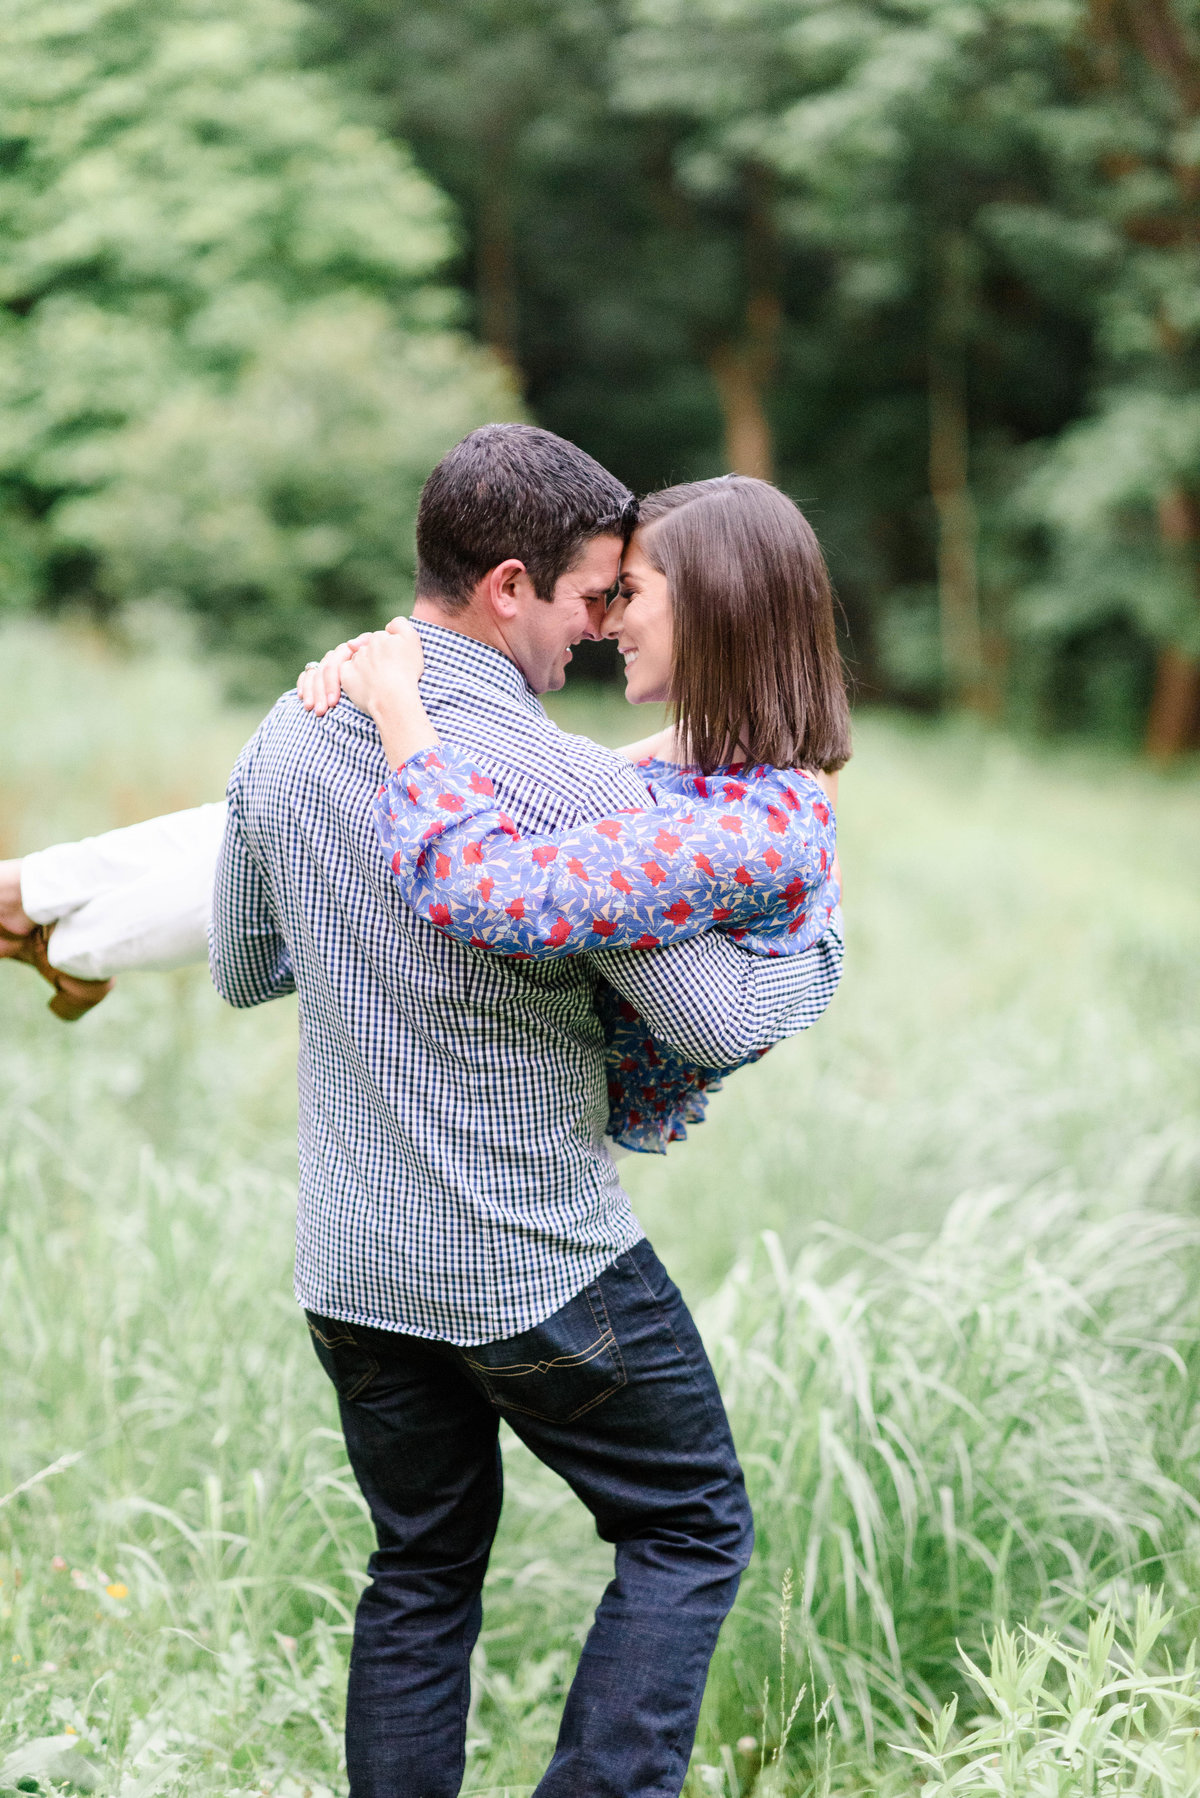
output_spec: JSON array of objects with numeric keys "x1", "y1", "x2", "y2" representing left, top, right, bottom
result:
[{"x1": 3, "y1": 0, "x2": 1200, "y2": 750}]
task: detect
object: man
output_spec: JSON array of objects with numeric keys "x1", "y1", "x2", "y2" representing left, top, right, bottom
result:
[{"x1": 209, "y1": 423, "x2": 842, "y2": 1798}]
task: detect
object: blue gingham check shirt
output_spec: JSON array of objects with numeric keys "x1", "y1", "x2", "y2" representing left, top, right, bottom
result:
[{"x1": 210, "y1": 621, "x2": 844, "y2": 1345}]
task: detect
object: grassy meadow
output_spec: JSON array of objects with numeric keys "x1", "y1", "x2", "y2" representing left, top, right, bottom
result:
[{"x1": 2, "y1": 617, "x2": 1200, "y2": 1796}]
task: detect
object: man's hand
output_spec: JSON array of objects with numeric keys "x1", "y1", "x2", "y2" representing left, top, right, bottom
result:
[
  {"x1": 297, "y1": 616, "x2": 409, "y2": 716},
  {"x1": 0, "y1": 858, "x2": 33, "y2": 942}
]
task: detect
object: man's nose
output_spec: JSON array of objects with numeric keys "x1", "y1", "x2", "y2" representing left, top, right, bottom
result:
[
  {"x1": 579, "y1": 596, "x2": 607, "y2": 640},
  {"x1": 599, "y1": 592, "x2": 627, "y2": 639}
]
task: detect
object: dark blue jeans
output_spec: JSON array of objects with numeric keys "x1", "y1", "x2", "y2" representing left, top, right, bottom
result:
[{"x1": 307, "y1": 1237, "x2": 753, "y2": 1798}]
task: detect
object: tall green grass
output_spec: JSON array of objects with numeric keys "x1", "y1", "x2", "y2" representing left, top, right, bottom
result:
[{"x1": 2, "y1": 619, "x2": 1199, "y2": 1794}]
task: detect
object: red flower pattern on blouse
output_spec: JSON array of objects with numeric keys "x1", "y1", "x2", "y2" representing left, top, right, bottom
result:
[{"x1": 373, "y1": 748, "x2": 839, "y2": 1153}]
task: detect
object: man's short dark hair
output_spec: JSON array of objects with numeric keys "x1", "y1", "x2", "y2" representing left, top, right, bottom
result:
[{"x1": 415, "y1": 423, "x2": 638, "y2": 610}]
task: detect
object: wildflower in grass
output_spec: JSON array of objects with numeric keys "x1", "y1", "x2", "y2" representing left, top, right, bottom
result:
[
  {"x1": 105, "y1": 1581, "x2": 128, "y2": 1600},
  {"x1": 51, "y1": 1556, "x2": 67, "y2": 1572}
]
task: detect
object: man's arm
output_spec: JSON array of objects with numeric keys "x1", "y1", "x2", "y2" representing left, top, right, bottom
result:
[
  {"x1": 209, "y1": 756, "x2": 295, "y2": 1008},
  {"x1": 597, "y1": 911, "x2": 844, "y2": 1067},
  {"x1": 542, "y1": 731, "x2": 843, "y2": 1066}
]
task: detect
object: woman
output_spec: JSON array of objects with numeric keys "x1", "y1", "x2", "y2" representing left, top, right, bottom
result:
[{"x1": 1, "y1": 477, "x2": 849, "y2": 1144}]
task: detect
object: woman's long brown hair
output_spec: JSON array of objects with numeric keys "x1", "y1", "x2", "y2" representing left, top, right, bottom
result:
[{"x1": 637, "y1": 477, "x2": 852, "y2": 774}]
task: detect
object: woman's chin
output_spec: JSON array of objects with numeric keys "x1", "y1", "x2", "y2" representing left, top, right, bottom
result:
[{"x1": 622, "y1": 671, "x2": 661, "y2": 706}]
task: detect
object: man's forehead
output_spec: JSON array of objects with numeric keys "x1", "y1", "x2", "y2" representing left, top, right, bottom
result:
[{"x1": 561, "y1": 533, "x2": 624, "y2": 590}]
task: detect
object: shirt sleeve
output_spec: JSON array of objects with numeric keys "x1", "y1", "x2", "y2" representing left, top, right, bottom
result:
[
  {"x1": 597, "y1": 910, "x2": 845, "y2": 1068},
  {"x1": 208, "y1": 752, "x2": 295, "y2": 1008},
  {"x1": 372, "y1": 744, "x2": 839, "y2": 960}
]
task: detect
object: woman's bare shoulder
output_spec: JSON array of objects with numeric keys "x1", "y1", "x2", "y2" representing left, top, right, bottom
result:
[{"x1": 614, "y1": 724, "x2": 681, "y2": 763}]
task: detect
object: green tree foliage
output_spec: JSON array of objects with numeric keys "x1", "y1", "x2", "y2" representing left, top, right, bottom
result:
[
  {"x1": 322, "y1": 0, "x2": 1200, "y2": 748},
  {"x1": 1008, "y1": 0, "x2": 1200, "y2": 753},
  {"x1": 616, "y1": 0, "x2": 1200, "y2": 746},
  {"x1": 4, "y1": 0, "x2": 1199, "y2": 743},
  {"x1": 0, "y1": 0, "x2": 515, "y2": 670},
  {"x1": 617, "y1": 0, "x2": 1113, "y2": 712},
  {"x1": 319, "y1": 0, "x2": 734, "y2": 506}
]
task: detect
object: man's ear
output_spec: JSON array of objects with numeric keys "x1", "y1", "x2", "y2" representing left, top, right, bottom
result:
[{"x1": 481, "y1": 559, "x2": 531, "y2": 623}]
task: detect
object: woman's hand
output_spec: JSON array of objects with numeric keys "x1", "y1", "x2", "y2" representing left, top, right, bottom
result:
[
  {"x1": 338, "y1": 621, "x2": 438, "y2": 769},
  {"x1": 339, "y1": 621, "x2": 425, "y2": 712},
  {"x1": 297, "y1": 616, "x2": 409, "y2": 716}
]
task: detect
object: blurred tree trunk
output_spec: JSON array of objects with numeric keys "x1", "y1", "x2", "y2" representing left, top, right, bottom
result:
[
  {"x1": 1146, "y1": 648, "x2": 1200, "y2": 756},
  {"x1": 1090, "y1": 2, "x2": 1200, "y2": 755},
  {"x1": 1146, "y1": 487, "x2": 1200, "y2": 757},
  {"x1": 477, "y1": 139, "x2": 521, "y2": 385},
  {"x1": 1116, "y1": 0, "x2": 1200, "y2": 114},
  {"x1": 709, "y1": 168, "x2": 779, "y2": 481},
  {"x1": 928, "y1": 231, "x2": 989, "y2": 713},
  {"x1": 709, "y1": 321, "x2": 775, "y2": 480},
  {"x1": 1141, "y1": 0, "x2": 1200, "y2": 756}
]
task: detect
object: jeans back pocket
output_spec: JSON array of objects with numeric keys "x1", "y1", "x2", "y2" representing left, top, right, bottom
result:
[
  {"x1": 462, "y1": 1282, "x2": 626, "y2": 1423},
  {"x1": 307, "y1": 1312, "x2": 382, "y2": 1402}
]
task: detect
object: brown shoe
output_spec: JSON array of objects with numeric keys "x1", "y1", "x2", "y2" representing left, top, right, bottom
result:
[
  {"x1": 1, "y1": 920, "x2": 114, "y2": 1021},
  {"x1": 0, "y1": 918, "x2": 42, "y2": 966}
]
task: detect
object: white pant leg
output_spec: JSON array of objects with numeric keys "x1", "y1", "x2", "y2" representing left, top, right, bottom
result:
[
  {"x1": 20, "y1": 803, "x2": 226, "y2": 980},
  {"x1": 20, "y1": 804, "x2": 227, "y2": 918}
]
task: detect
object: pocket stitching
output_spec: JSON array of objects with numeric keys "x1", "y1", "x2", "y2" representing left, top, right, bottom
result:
[
  {"x1": 307, "y1": 1318, "x2": 357, "y2": 1349},
  {"x1": 463, "y1": 1287, "x2": 626, "y2": 1423},
  {"x1": 339, "y1": 1354, "x2": 381, "y2": 1402},
  {"x1": 307, "y1": 1317, "x2": 380, "y2": 1402},
  {"x1": 463, "y1": 1335, "x2": 611, "y2": 1381},
  {"x1": 473, "y1": 1380, "x2": 615, "y2": 1424}
]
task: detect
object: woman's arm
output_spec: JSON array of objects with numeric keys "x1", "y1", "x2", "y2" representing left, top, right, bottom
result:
[
  {"x1": 328, "y1": 624, "x2": 838, "y2": 960},
  {"x1": 375, "y1": 743, "x2": 838, "y2": 960}
]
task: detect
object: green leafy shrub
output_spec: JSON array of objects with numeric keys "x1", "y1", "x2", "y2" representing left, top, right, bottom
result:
[{"x1": 0, "y1": 0, "x2": 515, "y2": 676}]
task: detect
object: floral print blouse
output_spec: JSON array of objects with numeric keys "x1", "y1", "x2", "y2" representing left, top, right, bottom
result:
[{"x1": 373, "y1": 746, "x2": 839, "y2": 1153}]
